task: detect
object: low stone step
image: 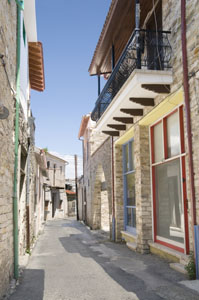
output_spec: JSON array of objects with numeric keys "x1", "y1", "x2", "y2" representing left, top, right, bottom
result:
[
  {"x1": 180, "y1": 255, "x2": 190, "y2": 266},
  {"x1": 170, "y1": 262, "x2": 188, "y2": 275},
  {"x1": 126, "y1": 242, "x2": 137, "y2": 252}
]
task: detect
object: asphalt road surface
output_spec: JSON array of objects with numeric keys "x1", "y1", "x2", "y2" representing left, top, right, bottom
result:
[{"x1": 9, "y1": 218, "x2": 199, "y2": 300}]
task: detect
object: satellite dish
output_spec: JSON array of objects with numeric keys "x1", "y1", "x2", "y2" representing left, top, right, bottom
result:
[{"x1": 0, "y1": 105, "x2": 9, "y2": 119}]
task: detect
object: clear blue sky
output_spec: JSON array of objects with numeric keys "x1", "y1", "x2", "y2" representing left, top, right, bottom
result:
[{"x1": 31, "y1": 0, "x2": 111, "y2": 156}]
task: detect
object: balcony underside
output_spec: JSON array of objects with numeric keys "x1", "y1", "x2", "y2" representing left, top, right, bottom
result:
[{"x1": 95, "y1": 69, "x2": 172, "y2": 133}]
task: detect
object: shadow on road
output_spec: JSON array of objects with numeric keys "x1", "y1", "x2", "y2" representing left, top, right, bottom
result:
[
  {"x1": 59, "y1": 219, "x2": 198, "y2": 300},
  {"x1": 9, "y1": 269, "x2": 44, "y2": 300}
]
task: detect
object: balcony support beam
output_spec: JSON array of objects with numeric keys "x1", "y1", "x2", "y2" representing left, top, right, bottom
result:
[
  {"x1": 141, "y1": 84, "x2": 170, "y2": 93},
  {"x1": 120, "y1": 108, "x2": 143, "y2": 116},
  {"x1": 113, "y1": 117, "x2": 134, "y2": 124},
  {"x1": 107, "y1": 124, "x2": 126, "y2": 131},
  {"x1": 102, "y1": 131, "x2": 119, "y2": 136},
  {"x1": 129, "y1": 97, "x2": 154, "y2": 106}
]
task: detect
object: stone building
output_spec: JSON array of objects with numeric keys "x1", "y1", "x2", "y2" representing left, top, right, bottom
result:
[
  {"x1": 0, "y1": 0, "x2": 45, "y2": 297},
  {"x1": 66, "y1": 189, "x2": 76, "y2": 217},
  {"x1": 79, "y1": 0, "x2": 199, "y2": 275},
  {"x1": 78, "y1": 115, "x2": 112, "y2": 234},
  {"x1": 33, "y1": 148, "x2": 48, "y2": 239},
  {"x1": 44, "y1": 152, "x2": 67, "y2": 220}
]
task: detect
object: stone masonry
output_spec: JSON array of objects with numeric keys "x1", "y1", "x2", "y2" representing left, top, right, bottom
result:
[
  {"x1": 0, "y1": 1, "x2": 16, "y2": 298},
  {"x1": 90, "y1": 137, "x2": 112, "y2": 235},
  {"x1": 114, "y1": 143, "x2": 124, "y2": 241},
  {"x1": 134, "y1": 125, "x2": 152, "y2": 253}
]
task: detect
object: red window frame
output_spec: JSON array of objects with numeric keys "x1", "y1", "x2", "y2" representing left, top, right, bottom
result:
[{"x1": 150, "y1": 106, "x2": 189, "y2": 254}]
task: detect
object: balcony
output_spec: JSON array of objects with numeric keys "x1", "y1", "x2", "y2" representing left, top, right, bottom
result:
[{"x1": 91, "y1": 29, "x2": 172, "y2": 132}]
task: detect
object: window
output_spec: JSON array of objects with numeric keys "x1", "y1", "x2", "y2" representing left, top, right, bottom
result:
[
  {"x1": 123, "y1": 140, "x2": 136, "y2": 233},
  {"x1": 151, "y1": 106, "x2": 189, "y2": 253},
  {"x1": 47, "y1": 161, "x2": 50, "y2": 169}
]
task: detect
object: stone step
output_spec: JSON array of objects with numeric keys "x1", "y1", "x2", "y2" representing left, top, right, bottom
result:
[
  {"x1": 180, "y1": 255, "x2": 190, "y2": 266},
  {"x1": 170, "y1": 263, "x2": 188, "y2": 275},
  {"x1": 149, "y1": 242, "x2": 190, "y2": 264},
  {"x1": 126, "y1": 242, "x2": 137, "y2": 252}
]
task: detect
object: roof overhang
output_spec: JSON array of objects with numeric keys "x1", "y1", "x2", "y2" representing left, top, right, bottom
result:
[
  {"x1": 29, "y1": 42, "x2": 45, "y2": 92},
  {"x1": 89, "y1": 0, "x2": 158, "y2": 75},
  {"x1": 24, "y1": 0, "x2": 37, "y2": 42},
  {"x1": 95, "y1": 69, "x2": 173, "y2": 133},
  {"x1": 78, "y1": 115, "x2": 90, "y2": 138}
]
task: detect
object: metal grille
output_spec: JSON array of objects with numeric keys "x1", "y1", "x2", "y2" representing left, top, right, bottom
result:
[{"x1": 91, "y1": 29, "x2": 172, "y2": 122}]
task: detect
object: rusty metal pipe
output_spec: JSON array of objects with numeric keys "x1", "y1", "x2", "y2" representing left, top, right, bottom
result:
[
  {"x1": 111, "y1": 137, "x2": 115, "y2": 241},
  {"x1": 181, "y1": 0, "x2": 196, "y2": 254}
]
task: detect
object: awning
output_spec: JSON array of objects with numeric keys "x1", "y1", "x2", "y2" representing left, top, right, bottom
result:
[{"x1": 29, "y1": 42, "x2": 45, "y2": 92}]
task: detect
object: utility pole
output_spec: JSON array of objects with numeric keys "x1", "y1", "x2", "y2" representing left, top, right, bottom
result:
[{"x1": 74, "y1": 154, "x2": 79, "y2": 220}]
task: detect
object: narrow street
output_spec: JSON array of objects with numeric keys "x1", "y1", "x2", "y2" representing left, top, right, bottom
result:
[{"x1": 9, "y1": 218, "x2": 199, "y2": 300}]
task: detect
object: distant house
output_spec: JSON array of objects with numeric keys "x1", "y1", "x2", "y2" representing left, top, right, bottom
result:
[
  {"x1": 34, "y1": 148, "x2": 48, "y2": 237},
  {"x1": 44, "y1": 152, "x2": 67, "y2": 220},
  {"x1": 66, "y1": 188, "x2": 76, "y2": 217}
]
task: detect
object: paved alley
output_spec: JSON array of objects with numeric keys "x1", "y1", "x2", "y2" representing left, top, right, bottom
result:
[{"x1": 9, "y1": 218, "x2": 199, "y2": 300}]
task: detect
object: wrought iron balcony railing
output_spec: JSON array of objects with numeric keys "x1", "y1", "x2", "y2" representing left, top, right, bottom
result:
[{"x1": 91, "y1": 29, "x2": 172, "y2": 122}]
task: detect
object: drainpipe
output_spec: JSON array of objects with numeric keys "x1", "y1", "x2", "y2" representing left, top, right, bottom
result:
[
  {"x1": 13, "y1": 0, "x2": 23, "y2": 280},
  {"x1": 26, "y1": 143, "x2": 30, "y2": 252},
  {"x1": 98, "y1": 75, "x2": 101, "y2": 96},
  {"x1": 181, "y1": 0, "x2": 196, "y2": 259},
  {"x1": 75, "y1": 154, "x2": 79, "y2": 221},
  {"x1": 111, "y1": 137, "x2": 115, "y2": 241}
]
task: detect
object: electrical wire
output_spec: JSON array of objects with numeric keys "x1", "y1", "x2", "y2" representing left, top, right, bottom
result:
[
  {"x1": 0, "y1": 54, "x2": 16, "y2": 96},
  {"x1": 0, "y1": 27, "x2": 16, "y2": 96}
]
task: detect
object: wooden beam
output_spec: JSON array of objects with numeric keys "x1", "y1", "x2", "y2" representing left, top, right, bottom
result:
[
  {"x1": 29, "y1": 69, "x2": 43, "y2": 76},
  {"x1": 30, "y1": 85, "x2": 43, "y2": 92},
  {"x1": 29, "y1": 58, "x2": 42, "y2": 66},
  {"x1": 30, "y1": 80, "x2": 44, "y2": 88},
  {"x1": 120, "y1": 108, "x2": 143, "y2": 116},
  {"x1": 129, "y1": 97, "x2": 154, "y2": 106},
  {"x1": 30, "y1": 83, "x2": 44, "y2": 89},
  {"x1": 29, "y1": 52, "x2": 42, "y2": 60},
  {"x1": 107, "y1": 124, "x2": 126, "y2": 130},
  {"x1": 113, "y1": 117, "x2": 134, "y2": 124},
  {"x1": 141, "y1": 84, "x2": 170, "y2": 93},
  {"x1": 29, "y1": 65, "x2": 43, "y2": 72},
  {"x1": 102, "y1": 131, "x2": 119, "y2": 136}
]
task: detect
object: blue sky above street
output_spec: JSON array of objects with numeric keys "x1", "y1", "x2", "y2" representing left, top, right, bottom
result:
[{"x1": 31, "y1": 0, "x2": 110, "y2": 157}]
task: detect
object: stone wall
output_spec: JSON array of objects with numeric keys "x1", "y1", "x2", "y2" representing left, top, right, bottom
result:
[
  {"x1": 114, "y1": 143, "x2": 124, "y2": 241},
  {"x1": 90, "y1": 137, "x2": 112, "y2": 235},
  {"x1": 0, "y1": 1, "x2": 16, "y2": 298},
  {"x1": 81, "y1": 126, "x2": 112, "y2": 235},
  {"x1": 134, "y1": 125, "x2": 152, "y2": 253}
]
